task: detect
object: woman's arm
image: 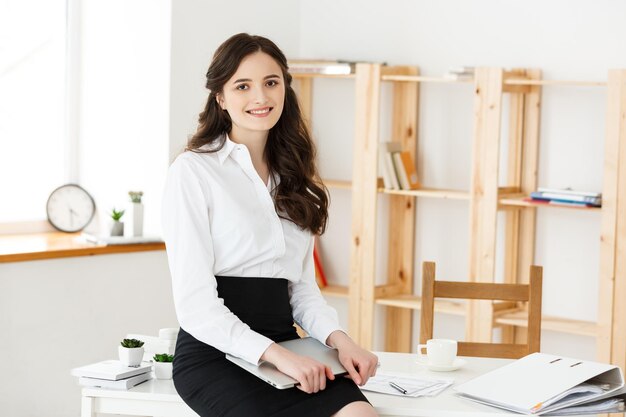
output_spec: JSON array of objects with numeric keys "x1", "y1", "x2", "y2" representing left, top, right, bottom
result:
[
  {"x1": 326, "y1": 330, "x2": 378, "y2": 386},
  {"x1": 162, "y1": 155, "x2": 273, "y2": 365}
]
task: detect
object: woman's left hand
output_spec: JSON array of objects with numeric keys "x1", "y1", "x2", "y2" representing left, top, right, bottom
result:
[{"x1": 326, "y1": 330, "x2": 378, "y2": 386}]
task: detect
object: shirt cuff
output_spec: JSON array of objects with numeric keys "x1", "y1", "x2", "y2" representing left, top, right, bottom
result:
[
  {"x1": 310, "y1": 321, "x2": 345, "y2": 348},
  {"x1": 233, "y1": 329, "x2": 275, "y2": 365}
]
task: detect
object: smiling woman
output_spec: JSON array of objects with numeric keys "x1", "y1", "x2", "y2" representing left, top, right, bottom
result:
[{"x1": 162, "y1": 33, "x2": 379, "y2": 417}]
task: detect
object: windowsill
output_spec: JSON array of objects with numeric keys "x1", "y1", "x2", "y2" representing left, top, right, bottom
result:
[{"x1": 0, "y1": 232, "x2": 165, "y2": 263}]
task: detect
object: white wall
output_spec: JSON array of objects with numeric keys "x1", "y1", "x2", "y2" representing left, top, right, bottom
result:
[
  {"x1": 0, "y1": 252, "x2": 176, "y2": 417},
  {"x1": 303, "y1": 0, "x2": 626, "y2": 358},
  {"x1": 168, "y1": 0, "x2": 302, "y2": 161}
]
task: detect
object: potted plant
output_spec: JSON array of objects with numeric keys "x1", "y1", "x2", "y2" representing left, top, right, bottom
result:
[
  {"x1": 128, "y1": 191, "x2": 144, "y2": 237},
  {"x1": 109, "y1": 208, "x2": 125, "y2": 236},
  {"x1": 153, "y1": 353, "x2": 174, "y2": 379},
  {"x1": 119, "y1": 338, "x2": 144, "y2": 367}
]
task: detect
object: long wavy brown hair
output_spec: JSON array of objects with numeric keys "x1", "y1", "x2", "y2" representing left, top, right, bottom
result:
[{"x1": 187, "y1": 33, "x2": 328, "y2": 235}]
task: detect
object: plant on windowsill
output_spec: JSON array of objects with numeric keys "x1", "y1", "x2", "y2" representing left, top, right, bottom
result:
[
  {"x1": 127, "y1": 191, "x2": 144, "y2": 237},
  {"x1": 153, "y1": 353, "x2": 175, "y2": 379},
  {"x1": 109, "y1": 208, "x2": 125, "y2": 237},
  {"x1": 119, "y1": 338, "x2": 144, "y2": 367}
]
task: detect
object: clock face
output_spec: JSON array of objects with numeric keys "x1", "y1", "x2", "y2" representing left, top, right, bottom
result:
[{"x1": 46, "y1": 184, "x2": 96, "y2": 233}]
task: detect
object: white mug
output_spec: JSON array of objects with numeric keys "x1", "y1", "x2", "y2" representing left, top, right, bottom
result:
[{"x1": 417, "y1": 339, "x2": 457, "y2": 366}]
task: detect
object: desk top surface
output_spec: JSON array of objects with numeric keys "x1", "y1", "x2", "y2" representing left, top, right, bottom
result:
[{"x1": 82, "y1": 352, "x2": 518, "y2": 416}]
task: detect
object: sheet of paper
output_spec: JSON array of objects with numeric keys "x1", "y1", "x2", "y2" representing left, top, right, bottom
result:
[{"x1": 361, "y1": 372, "x2": 453, "y2": 397}]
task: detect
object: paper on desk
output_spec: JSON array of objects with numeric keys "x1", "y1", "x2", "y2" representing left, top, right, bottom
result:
[{"x1": 360, "y1": 372, "x2": 453, "y2": 397}]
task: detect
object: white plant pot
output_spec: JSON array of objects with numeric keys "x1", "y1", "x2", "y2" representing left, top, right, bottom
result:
[
  {"x1": 110, "y1": 221, "x2": 124, "y2": 237},
  {"x1": 118, "y1": 346, "x2": 144, "y2": 367},
  {"x1": 154, "y1": 361, "x2": 173, "y2": 379},
  {"x1": 128, "y1": 202, "x2": 144, "y2": 237}
]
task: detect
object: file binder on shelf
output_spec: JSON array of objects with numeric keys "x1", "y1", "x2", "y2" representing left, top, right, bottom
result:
[{"x1": 454, "y1": 352, "x2": 625, "y2": 415}]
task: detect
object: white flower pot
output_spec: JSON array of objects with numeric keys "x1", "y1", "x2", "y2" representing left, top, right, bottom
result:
[
  {"x1": 154, "y1": 361, "x2": 173, "y2": 379},
  {"x1": 118, "y1": 346, "x2": 144, "y2": 367},
  {"x1": 128, "y1": 202, "x2": 144, "y2": 237},
  {"x1": 110, "y1": 221, "x2": 124, "y2": 237}
]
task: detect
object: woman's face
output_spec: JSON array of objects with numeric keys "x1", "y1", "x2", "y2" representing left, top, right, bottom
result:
[{"x1": 217, "y1": 51, "x2": 285, "y2": 139}]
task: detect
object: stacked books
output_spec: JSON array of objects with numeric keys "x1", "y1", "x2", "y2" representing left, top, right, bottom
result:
[
  {"x1": 71, "y1": 360, "x2": 152, "y2": 390},
  {"x1": 288, "y1": 60, "x2": 355, "y2": 75},
  {"x1": 444, "y1": 66, "x2": 475, "y2": 81},
  {"x1": 379, "y1": 142, "x2": 421, "y2": 191},
  {"x1": 527, "y1": 188, "x2": 602, "y2": 208}
]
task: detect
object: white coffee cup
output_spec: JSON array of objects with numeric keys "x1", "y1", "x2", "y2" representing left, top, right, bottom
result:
[{"x1": 417, "y1": 339, "x2": 458, "y2": 366}]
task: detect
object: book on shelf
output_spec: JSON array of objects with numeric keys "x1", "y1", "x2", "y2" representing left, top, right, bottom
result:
[
  {"x1": 71, "y1": 360, "x2": 152, "y2": 381},
  {"x1": 529, "y1": 191, "x2": 601, "y2": 206},
  {"x1": 313, "y1": 237, "x2": 328, "y2": 288},
  {"x1": 396, "y1": 151, "x2": 421, "y2": 190},
  {"x1": 287, "y1": 60, "x2": 355, "y2": 75},
  {"x1": 379, "y1": 142, "x2": 403, "y2": 190},
  {"x1": 537, "y1": 187, "x2": 601, "y2": 198},
  {"x1": 523, "y1": 198, "x2": 600, "y2": 208},
  {"x1": 78, "y1": 372, "x2": 152, "y2": 390},
  {"x1": 444, "y1": 66, "x2": 475, "y2": 80}
]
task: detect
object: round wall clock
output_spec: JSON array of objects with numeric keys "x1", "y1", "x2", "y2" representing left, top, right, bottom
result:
[{"x1": 46, "y1": 184, "x2": 96, "y2": 233}]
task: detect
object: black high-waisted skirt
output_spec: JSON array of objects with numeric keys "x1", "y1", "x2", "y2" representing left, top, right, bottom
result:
[{"x1": 173, "y1": 276, "x2": 369, "y2": 417}]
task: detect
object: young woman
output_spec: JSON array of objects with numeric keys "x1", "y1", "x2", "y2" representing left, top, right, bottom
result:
[{"x1": 162, "y1": 33, "x2": 379, "y2": 417}]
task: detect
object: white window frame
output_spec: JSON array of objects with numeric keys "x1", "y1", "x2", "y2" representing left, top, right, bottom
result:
[{"x1": 0, "y1": 0, "x2": 81, "y2": 235}]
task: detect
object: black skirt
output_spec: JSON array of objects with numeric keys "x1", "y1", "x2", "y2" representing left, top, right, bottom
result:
[{"x1": 173, "y1": 276, "x2": 369, "y2": 417}]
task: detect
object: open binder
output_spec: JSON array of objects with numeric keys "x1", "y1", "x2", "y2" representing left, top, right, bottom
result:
[{"x1": 454, "y1": 353, "x2": 625, "y2": 415}]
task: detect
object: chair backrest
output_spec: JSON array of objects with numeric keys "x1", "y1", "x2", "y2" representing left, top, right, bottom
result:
[{"x1": 419, "y1": 261, "x2": 543, "y2": 359}]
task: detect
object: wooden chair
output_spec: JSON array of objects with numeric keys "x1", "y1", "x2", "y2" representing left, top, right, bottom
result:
[{"x1": 419, "y1": 261, "x2": 543, "y2": 359}]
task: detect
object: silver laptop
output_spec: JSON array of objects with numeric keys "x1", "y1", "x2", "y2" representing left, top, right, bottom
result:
[{"x1": 225, "y1": 337, "x2": 347, "y2": 389}]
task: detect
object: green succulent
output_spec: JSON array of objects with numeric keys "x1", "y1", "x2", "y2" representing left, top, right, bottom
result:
[
  {"x1": 128, "y1": 191, "x2": 144, "y2": 203},
  {"x1": 120, "y1": 338, "x2": 144, "y2": 348},
  {"x1": 153, "y1": 353, "x2": 174, "y2": 363},
  {"x1": 110, "y1": 208, "x2": 125, "y2": 221}
]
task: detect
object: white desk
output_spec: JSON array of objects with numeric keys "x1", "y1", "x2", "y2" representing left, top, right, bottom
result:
[{"x1": 80, "y1": 352, "x2": 518, "y2": 417}]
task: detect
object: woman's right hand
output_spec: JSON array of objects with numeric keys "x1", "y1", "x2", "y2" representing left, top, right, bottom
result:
[{"x1": 261, "y1": 343, "x2": 334, "y2": 393}]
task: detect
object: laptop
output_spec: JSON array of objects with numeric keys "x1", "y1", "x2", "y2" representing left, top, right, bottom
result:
[{"x1": 225, "y1": 337, "x2": 347, "y2": 389}]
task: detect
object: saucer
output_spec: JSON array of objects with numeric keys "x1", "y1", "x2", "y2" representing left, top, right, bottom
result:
[{"x1": 417, "y1": 357, "x2": 466, "y2": 372}]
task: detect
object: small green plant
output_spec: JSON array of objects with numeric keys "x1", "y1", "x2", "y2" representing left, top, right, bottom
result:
[
  {"x1": 128, "y1": 191, "x2": 144, "y2": 203},
  {"x1": 110, "y1": 208, "x2": 125, "y2": 222},
  {"x1": 120, "y1": 338, "x2": 144, "y2": 348},
  {"x1": 153, "y1": 353, "x2": 174, "y2": 362}
]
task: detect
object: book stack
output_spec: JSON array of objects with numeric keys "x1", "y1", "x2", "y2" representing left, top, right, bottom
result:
[
  {"x1": 287, "y1": 60, "x2": 355, "y2": 75},
  {"x1": 71, "y1": 360, "x2": 152, "y2": 390},
  {"x1": 379, "y1": 142, "x2": 421, "y2": 191},
  {"x1": 527, "y1": 188, "x2": 602, "y2": 208},
  {"x1": 444, "y1": 66, "x2": 475, "y2": 81}
]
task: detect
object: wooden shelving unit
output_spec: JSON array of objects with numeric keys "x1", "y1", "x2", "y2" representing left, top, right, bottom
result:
[{"x1": 291, "y1": 65, "x2": 626, "y2": 371}]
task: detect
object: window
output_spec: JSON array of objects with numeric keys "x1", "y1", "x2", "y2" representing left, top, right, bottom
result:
[{"x1": 0, "y1": 0, "x2": 70, "y2": 224}]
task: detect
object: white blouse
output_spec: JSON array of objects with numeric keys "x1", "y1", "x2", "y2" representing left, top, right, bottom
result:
[{"x1": 162, "y1": 136, "x2": 342, "y2": 365}]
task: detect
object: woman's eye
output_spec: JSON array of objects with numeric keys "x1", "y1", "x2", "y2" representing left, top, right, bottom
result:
[
  {"x1": 236, "y1": 84, "x2": 248, "y2": 91},
  {"x1": 266, "y1": 80, "x2": 279, "y2": 87}
]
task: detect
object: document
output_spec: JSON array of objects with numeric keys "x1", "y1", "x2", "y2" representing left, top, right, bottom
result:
[
  {"x1": 454, "y1": 353, "x2": 625, "y2": 415},
  {"x1": 361, "y1": 372, "x2": 453, "y2": 397}
]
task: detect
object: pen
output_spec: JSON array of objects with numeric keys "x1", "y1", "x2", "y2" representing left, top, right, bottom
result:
[{"x1": 389, "y1": 381, "x2": 408, "y2": 395}]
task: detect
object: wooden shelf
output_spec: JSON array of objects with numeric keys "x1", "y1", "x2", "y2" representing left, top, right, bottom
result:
[
  {"x1": 380, "y1": 187, "x2": 470, "y2": 200},
  {"x1": 495, "y1": 309, "x2": 597, "y2": 338},
  {"x1": 291, "y1": 73, "x2": 355, "y2": 79},
  {"x1": 0, "y1": 232, "x2": 165, "y2": 263},
  {"x1": 323, "y1": 179, "x2": 352, "y2": 190},
  {"x1": 375, "y1": 294, "x2": 466, "y2": 316},
  {"x1": 320, "y1": 284, "x2": 349, "y2": 298},
  {"x1": 499, "y1": 194, "x2": 602, "y2": 211},
  {"x1": 503, "y1": 78, "x2": 606, "y2": 87},
  {"x1": 381, "y1": 74, "x2": 473, "y2": 84}
]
